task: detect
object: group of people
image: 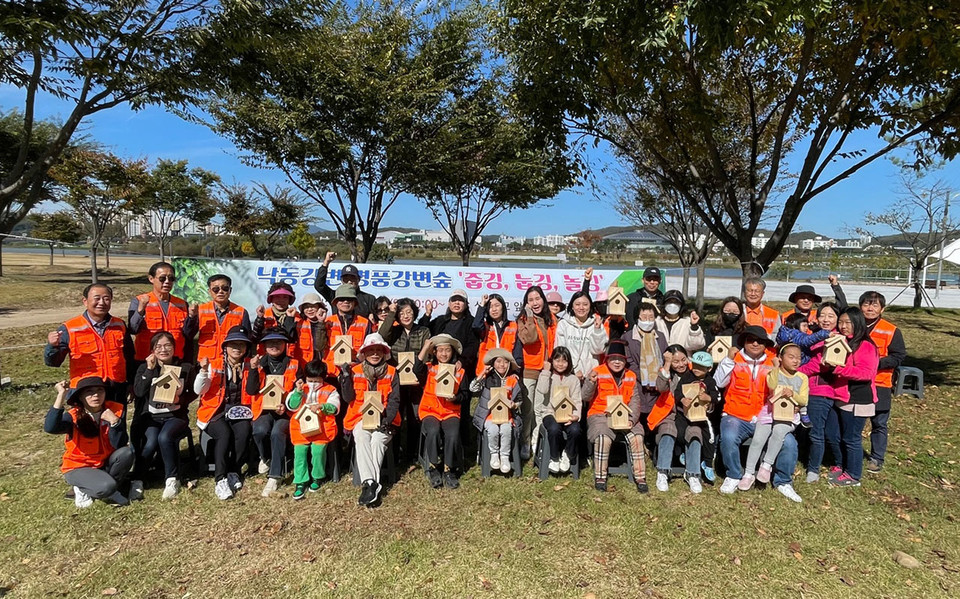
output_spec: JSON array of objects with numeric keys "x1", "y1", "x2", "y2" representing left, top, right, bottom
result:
[{"x1": 43, "y1": 253, "x2": 906, "y2": 509}]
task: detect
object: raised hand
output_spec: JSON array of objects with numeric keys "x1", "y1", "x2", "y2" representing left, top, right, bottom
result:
[
  {"x1": 198, "y1": 357, "x2": 210, "y2": 371},
  {"x1": 47, "y1": 330, "x2": 61, "y2": 346},
  {"x1": 584, "y1": 267, "x2": 594, "y2": 281},
  {"x1": 249, "y1": 355, "x2": 261, "y2": 370},
  {"x1": 593, "y1": 313, "x2": 602, "y2": 328},
  {"x1": 188, "y1": 303, "x2": 199, "y2": 318},
  {"x1": 145, "y1": 354, "x2": 158, "y2": 370},
  {"x1": 256, "y1": 305, "x2": 265, "y2": 318},
  {"x1": 828, "y1": 274, "x2": 838, "y2": 286},
  {"x1": 137, "y1": 294, "x2": 150, "y2": 314},
  {"x1": 101, "y1": 409, "x2": 119, "y2": 426},
  {"x1": 689, "y1": 310, "x2": 700, "y2": 326},
  {"x1": 482, "y1": 294, "x2": 489, "y2": 305},
  {"x1": 389, "y1": 301, "x2": 397, "y2": 313},
  {"x1": 286, "y1": 306, "x2": 297, "y2": 318},
  {"x1": 324, "y1": 251, "x2": 337, "y2": 266},
  {"x1": 424, "y1": 303, "x2": 434, "y2": 317},
  {"x1": 588, "y1": 370, "x2": 598, "y2": 383}
]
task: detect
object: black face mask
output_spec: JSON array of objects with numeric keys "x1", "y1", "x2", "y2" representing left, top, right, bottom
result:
[{"x1": 722, "y1": 313, "x2": 740, "y2": 327}]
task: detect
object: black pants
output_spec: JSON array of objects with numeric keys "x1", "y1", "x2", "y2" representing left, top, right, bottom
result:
[
  {"x1": 542, "y1": 416, "x2": 581, "y2": 462},
  {"x1": 252, "y1": 412, "x2": 290, "y2": 479},
  {"x1": 399, "y1": 385, "x2": 423, "y2": 461},
  {"x1": 206, "y1": 417, "x2": 251, "y2": 481},
  {"x1": 133, "y1": 414, "x2": 190, "y2": 479},
  {"x1": 422, "y1": 416, "x2": 460, "y2": 472},
  {"x1": 64, "y1": 446, "x2": 134, "y2": 499}
]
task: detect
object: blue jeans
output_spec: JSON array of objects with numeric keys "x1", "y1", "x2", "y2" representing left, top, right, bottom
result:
[
  {"x1": 253, "y1": 413, "x2": 290, "y2": 479},
  {"x1": 657, "y1": 435, "x2": 701, "y2": 476},
  {"x1": 869, "y1": 409, "x2": 890, "y2": 465},
  {"x1": 837, "y1": 408, "x2": 867, "y2": 480},
  {"x1": 806, "y1": 396, "x2": 841, "y2": 474},
  {"x1": 134, "y1": 415, "x2": 190, "y2": 479},
  {"x1": 720, "y1": 415, "x2": 798, "y2": 487}
]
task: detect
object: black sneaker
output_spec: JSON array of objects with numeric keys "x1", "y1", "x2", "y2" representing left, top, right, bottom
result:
[
  {"x1": 636, "y1": 481, "x2": 649, "y2": 494},
  {"x1": 426, "y1": 466, "x2": 443, "y2": 489},
  {"x1": 594, "y1": 480, "x2": 607, "y2": 492},
  {"x1": 293, "y1": 484, "x2": 306, "y2": 500},
  {"x1": 358, "y1": 480, "x2": 381, "y2": 506},
  {"x1": 443, "y1": 471, "x2": 460, "y2": 489}
]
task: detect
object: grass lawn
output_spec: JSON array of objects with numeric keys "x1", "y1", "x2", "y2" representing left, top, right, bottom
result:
[{"x1": 1, "y1": 305, "x2": 960, "y2": 597}]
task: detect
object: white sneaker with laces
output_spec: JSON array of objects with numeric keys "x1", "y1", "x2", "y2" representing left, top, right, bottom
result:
[
  {"x1": 490, "y1": 454, "x2": 501, "y2": 471},
  {"x1": 128, "y1": 479, "x2": 144, "y2": 501},
  {"x1": 258, "y1": 459, "x2": 270, "y2": 475},
  {"x1": 226, "y1": 472, "x2": 242, "y2": 491},
  {"x1": 776, "y1": 483, "x2": 803, "y2": 503},
  {"x1": 719, "y1": 477, "x2": 740, "y2": 494},
  {"x1": 499, "y1": 456, "x2": 512, "y2": 474},
  {"x1": 74, "y1": 486, "x2": 93, "y2": 509},
  {"x1": 261, "y1": 477, "x2": 279, "y2": 497},
  {"x1": 548, "y1": 459, "x2": 560, "y2": 474},
  {"x1": 559, "y1": 451, "x2": 571, "y2": 473},
  {"x1": 214, "y1": 478, "x2": 234, "y2": 500},
  {"x1": 656, "y1": 472, "x2": 669, "y2": 492},
  {"x1": 686, "y1": 474, "x2": 703, "y2": 494},
  {"x1": 162, "y1": 477, "x2": 180, "y2": 500}
]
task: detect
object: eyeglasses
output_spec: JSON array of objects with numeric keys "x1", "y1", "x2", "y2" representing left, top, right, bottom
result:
[
  {"x1": 154, "y1": 344, "x2": 174, "y2": 351},
  {"x1": 210, "y1": 286, "x2": 231, "y2": 293},
  {"x1": 157, "y1": 275, "x2": 177, "y2": 283}
]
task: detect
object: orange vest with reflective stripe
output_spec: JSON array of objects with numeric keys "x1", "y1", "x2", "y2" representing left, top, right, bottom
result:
[
  {"x1": 289, "y1": 384, "x2": 339, "y2": 445},
  {"x1": 253, "y1": 358, "x2": 299, "y2": 420},
  {"x1": 476, "y1": 321, "x2": 518, "y2": 376},
  {"x1": 196, "y1": 365, "x2": 255, "y2": 427},
  {"x1": 60, "y1": 400, "x2": 126, "y2": 473},
  {"x1": 256, "y1": 309, "x2": 298, "y2": 357},
  {"x1": 587, "y1": 365, "x2": 636, "y2": 418},
  {"x1": 781, "y1": 308, "x2": 818, "y2": 325},
  {"x1": 869, "y1": 318, "x2": 897, "y2": 388},
  {"x1": 521, "y1": 318, "x2": 556, "y2": 372},
  {"x1": 323, "y1": 314, "x2": 369, "y2": 376},
  {"x1": 197, "y1": 302, "x2": 246, "y2": 364},
  {"x1": 419, "y1": 363, "x2": 465, "y2": 421},
  {"x1": 745, "y1": 304, "x2": 781, "y2": 336},
  {"x1": 344, "y1": 364, "x2": 399, "y2": 431},
  {"x1": 133, "y1": 292, "x2": 189, "y2": 360},
  {"x1": 295, "y1": 318, "x2": 323, "y2": 364},
  {"x1": 65, "y1": 315, "x2": 127, "y2": 386},
  {"x1": 723, "y1": 353, "x2": 774, "y2": 421}
]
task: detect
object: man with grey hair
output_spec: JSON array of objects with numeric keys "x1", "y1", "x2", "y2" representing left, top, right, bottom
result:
[{"x1": 742, "y1": 277, "x2": 780, "y2": 340}]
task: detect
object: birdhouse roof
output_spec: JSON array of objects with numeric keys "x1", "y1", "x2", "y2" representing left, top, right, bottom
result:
[
  {"x1": 397, "y1": 354, "x2": 414, "y2": 365},
  {"x1": 489, "y1": 394, "x2": 510, "y2": 408},
  {"x1": 436, "y1": 369, "x2": 453, "y2": 382},
  {"x1": 604, "y1": 396, "x2": 631, "y2": 414},
  {"x1": 360, "y1": 395, "x2": 384, "y2": 412},
  {"x1": 608, "y1": 287, "x2": 627, "y2": 300},
  {"x1": 152, "y1": 371, "x2": 179, "y2": 386},
  {"x1": 551, "y1": 393, "x2": 572, "y2": 408},
  {"x1": 333, "y1": 337, "x2": 353, "y2": 348},
  {"x1": 296, "y1": 405, "x2": 317, "y2": 421},
  {"x1": 259, "y1": 378, "x2": 285, "y2": 394},
  {"x1": 709, "y1": 337, "x2": 732, "y2": 349},
  {"x1": 825, "y1": 336, "x2": 852, "y2": 352}
]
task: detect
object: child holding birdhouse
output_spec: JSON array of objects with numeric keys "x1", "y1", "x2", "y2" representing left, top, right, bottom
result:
[
  {"x1": 534, "y1": 346, "x2": 583, "y2": 474},
  {"x1": 285, "y1": 360, "x2": 340, "y2": 500},
  {"x1": 294, "y1": 293, "x2": 328, "y2": 364},
  {"x1": 249, "y1": 327, "x2": 301, "y2": 497},
  {"x1": 470, "y1": 348, "x2": 523, "y2": 475},
  {"x1": 339, "y1": 334, "x2": 401, "y2": 507},
  {"x1": 416, "y1": 334, "x2": 466, "y2": 489},
  {"x1": 740, "y1": 343, "x2": 809, "y2": 491}
]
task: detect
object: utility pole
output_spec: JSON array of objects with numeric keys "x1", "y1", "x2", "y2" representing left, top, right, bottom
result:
[{"x1": 935, "y1": 190, "x2": 950, "y2": 299}]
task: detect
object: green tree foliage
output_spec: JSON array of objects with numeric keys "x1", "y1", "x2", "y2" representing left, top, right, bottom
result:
[
  {"x1": 286, "y1": 222, "x2": 316, "y2": 258},
  {"x1": 503, "y1": 0, "x2": 960, "y2": 277},
  {"x1": 219, "y1": 183, "x2": 307, "y2": 260},
  {"x1": 29, "y1": 210, "x2": 83, "y2": 244}
]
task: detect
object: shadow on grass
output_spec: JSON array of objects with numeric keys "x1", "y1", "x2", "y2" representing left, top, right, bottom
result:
[{"x1": 902, "y1": 355, "x2": 956, "y2": 387}]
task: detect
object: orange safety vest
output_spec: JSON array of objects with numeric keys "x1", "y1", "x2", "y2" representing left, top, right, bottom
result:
[
  {"x1": 344, "y1": 364, "x2": 400, "y2": 431},
  {"x1": 64, "y1": 314, "x2": 127, "y2": 387},
  {"x1": 745, "y1": 304, "x2": 781, "y2": 336},
  {"x1": 521, "y1": 317, "x2": 556, "y2": 372},
  {"x1": 323, "y1": 314, "x2": 369, "y2": 376},
  {"x1": 289, "y1": 384, "x2": 339, "y2": 445},
  {"x1": 253, "y1": 358, "x2": 300, "y2": 420},
  {"x1": 133, "y1": 292, "x2": 189, "y2": 360},
  {"x1": 586, "y1": 364, "x2": 637, "y2": 418},
  {"x1": 256, "y1": 309, "x2": 298, "y2": 358},
  {"x1": 196, "y1": 302, "x2": 246, "y2": 365},
  {"x1": 60, "y1": 400, "x2": 126, "y2": 473},
  {"x1": 781, "y1": 308, "x2": 818, "y2": 325},
  {"x1": 295, "y1": 318, "x2": 324, "y2": 364},
  {"x1": 196, "y1": 364, "x2": 255, "y2": 427},
  {"x1": 869, "y1": 318, "x2": 898, "y2": 388},
  {"x1": 418, "y1": 363, "x2": 465, "y2": 421},
  {"x1": 723, "y1": 352, "x2": 774, "y2": 421},
  {"x1": 476, "y1": 321, "x2": 518, "y2": 376},
  {"x1": 647, "y1": 390, "x2": 675, "y2": 430}
]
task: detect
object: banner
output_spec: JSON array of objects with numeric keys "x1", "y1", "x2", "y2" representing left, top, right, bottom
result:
[{"x1": 171, "y1": 258, "x2": 660, "y2": 317}]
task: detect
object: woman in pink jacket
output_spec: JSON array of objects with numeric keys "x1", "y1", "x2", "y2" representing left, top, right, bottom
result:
[{"x1": 798, "y1": 303, "x2": 844, "y2": 483}]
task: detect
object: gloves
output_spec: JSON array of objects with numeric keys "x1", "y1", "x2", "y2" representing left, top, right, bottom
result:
[{"x1": 319, "y1": 403, "x2": 337, "y2": 415}]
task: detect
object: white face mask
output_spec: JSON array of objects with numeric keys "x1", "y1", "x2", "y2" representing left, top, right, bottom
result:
[
  {"x1": 637, "y1": 320, "x2": 655, "y2": 332},
  {"x1": 664, "y1": 303, "x2": 681, "y2": 316}
]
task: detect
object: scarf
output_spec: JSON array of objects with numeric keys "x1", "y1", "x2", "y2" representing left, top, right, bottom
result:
[
  {"x1": 632, "y1": 326, "x2": 661, "y2": 386},
  {"x1": 363, "y1": 361, "x2": 388, "y2": 388}
]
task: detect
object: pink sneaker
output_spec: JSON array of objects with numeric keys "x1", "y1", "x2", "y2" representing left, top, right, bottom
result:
[
  {"x1": 756, "y1": 463, "x2": 772, "y2": 484},
  {"x1": 738, "y1": 474, "x2": 756, "y2": 491}
]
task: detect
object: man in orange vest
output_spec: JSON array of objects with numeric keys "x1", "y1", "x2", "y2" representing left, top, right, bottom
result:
[
  {"x1": 859, "y1": 291, "x2": 906, "y2": 473},
  {"x1": 44, "y1": 283, "x2": 134, "y2": 402},
  {"x1": 713, "y1": 325, "x2": 802, "y2": 502},
  {"x1": 128, "y1": 261, "x2": 197, "y2": 362},
  {"x1": 195, "y1": 274, "x2": 252, "y2": 366},
  {"x1": 742, "y1": 277, "x2": 781, "y2": 340}
]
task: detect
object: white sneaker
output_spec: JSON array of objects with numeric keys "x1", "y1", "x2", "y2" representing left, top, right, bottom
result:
[
  {"x1": 499, "y1": 456, "x2": 512, "y2": 474},
  {"x1": 548, "y1": 459, "x2": 560, "y2": 474},
  {"x1": 258, "y1": 459, "x2": 270, "y2": 475},
  {"x1": 490, "y1": 454, "x2": 501, "y2": 471},
  {"x1": 226, "y1": 472, "x2": 242, "y2": 492},
  {"x1": 128, "y1": 479, "x2": 144, "y2": 501},
  {"x1": 559, "y1": 451, "x2": 571, "y2": 473},
  {"x1": 806, "y1": 471, "x2": 820, "y2": 483},
  {"x1": 686, "y1": 475, "x2": 703, "y2": 494},
  {"x1": 261, "y1": 477, "x2": 279, "y2": 497},
  {"x1": 656, "y1": 472, "x2": 669, "y2": 492},
  {"x1": 214, "y1": 478, "x2": 234, "y2": 500},
  {"x1": 74, "y1": 486, "x2": 93, "y2": 509},
  {"x1": 162, "y1": 477, "x2": 180, "y2": 500},
  {"x1": 776, "y1": 483, "x2": 803, "y2": 503},
  {"x1": 719, "y1": 477, "x2": 739, "y2": 494}
]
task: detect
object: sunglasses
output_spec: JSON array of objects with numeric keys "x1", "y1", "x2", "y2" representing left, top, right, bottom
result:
[
  {"x1": 156, "y1": 275, "x2": 177, "y2": 283},
  {"x1": 210, "y1": 286, "x2": 231, "y2": 293},
  {"x1": 377, "y1": 307, "x2": 390, "y2": 313}
]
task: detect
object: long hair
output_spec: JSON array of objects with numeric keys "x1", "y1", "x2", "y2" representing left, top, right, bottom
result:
[
  {"x1": 484, "y1": 293, "x2": 510, "y2": 325},
  {"x1": 549, "y1": 346, "x2": 574, "y2": 375},
  {"x1": 520, "y1": 285, "x2": 554, "y2": 326},
  {"x1": 710, "y1": 296, "x2": 746, "y2": 335},
  {"x1": 841, "y1": 306, "x2": 874, "y2": 352}
]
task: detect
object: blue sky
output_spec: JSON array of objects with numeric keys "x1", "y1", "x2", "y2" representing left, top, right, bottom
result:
[{"x1": 3, "y1": 85, "x2": 957, "y2": 238}]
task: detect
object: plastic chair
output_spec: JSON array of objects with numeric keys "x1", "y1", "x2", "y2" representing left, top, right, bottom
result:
[
  {"x1": 534, "y1": 424, "x2": 580, "y2": 481},
  {"x1": 477, "y1": 426, "x2": 523, "y2": 478},
  {"x1": 894, "y1": 367, "x2": 924, "y2": 399},
  {"x1": 605, "y1": 432, "x2": 638, "y2": 484}
]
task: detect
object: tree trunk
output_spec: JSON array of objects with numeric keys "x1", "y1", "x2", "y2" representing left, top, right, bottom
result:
[
  {"x1": 912, "y1": 264, "x2": 924, "y2": 308},
  {"x1": 105, "y1": 244, "x2": 111, "y2": 269},
  {"x1": 90, "y1": 247, "x2": 99, "y2": 284},
  {"x1": 0, "y1": 237, "x2": 4, "y2": 277},
  {"x1": 158, "y1": 236, "x2": 166, "y2": 262},
  {"x1": 696, "y1": 258, "x2": 707, "y2": 312},
  {"x1": 681, "y1": 266, "x2": 690, "y2": 298}
]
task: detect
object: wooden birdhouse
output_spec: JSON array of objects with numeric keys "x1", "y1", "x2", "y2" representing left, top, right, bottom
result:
[
  {"x1": 607, "y1": 285, "x2": 628, "y2": 316},
  {"x1": 551, "y1": 386, "x2": 575, "y2": 424},
  {"x1": 150, "y1": 366, "x2": 181, "y2": 404},
  {"x1": 771, "y1": 386, "x2": 797, "y2": 422},
  {"x1": 823, "y1": 335, "x2": 852, "y2": 367},
  {"x1": 681, "y1": 382, "x2": 708, "y2": 422},
  {"x1": 605, "y1": 396, "x2": 631, "y2": 430},
  {"x1": 332, "y1": 335, "x2": 354, "y2": 367},
  {"x1": 296, "y1": 405, "x2": 321, "y2": 435},
  {"x1": 397, "y1": 351, "x2": 417, "y2": 386},
  {"x1": 360, "y1": 391, "x2": 384, "y2": 430},
  {"x1": 259, "y1": 374, "x2": 286, "y2": 411},
  {"x1": 488, "y1": 387, "x2": 511, "y2": 425},
  {"x1": 708, "y1": 336, "x2": 732, "y2": 365},
  {"x1": 435, "y1": 363, "x2": 457, "y2": 399}
]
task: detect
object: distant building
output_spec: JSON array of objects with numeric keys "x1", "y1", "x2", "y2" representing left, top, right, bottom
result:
[
  {"x1": 602, "y1": 230, "x2": 671, "y2": 251},
  {"x1": 392, "y1": 229, "x2": 452, "y2": 245},
  {"x1": 495, "y1": 234, "x2": 526, "y2": 248},
  {"x1": 532, "y1": 234, "x2": 572, "y2": 248},
  {"x1": 801, "y1": 236, "x2": 835, "y2": 250},
  {"x1": 376, "y1": 229, "x2": 407, "y2": 246},
  {"x1": 751, "y1": 233, "x2": 769, "y2": 249},
  {"x1": 126, "y1": 213, "x2": 220, "y2": 238}
]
